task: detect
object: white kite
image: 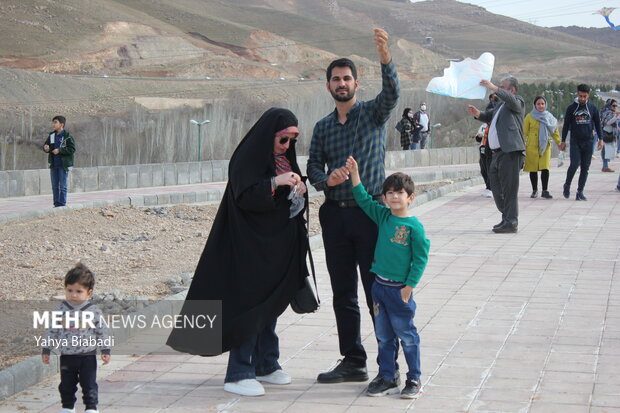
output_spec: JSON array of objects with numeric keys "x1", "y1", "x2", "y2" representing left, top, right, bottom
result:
[{"x1": 426, "y1": 52, "x2": 495, "y2": 100}]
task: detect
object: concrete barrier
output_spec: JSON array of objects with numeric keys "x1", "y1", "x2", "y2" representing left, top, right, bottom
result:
[{"x1": 0, "y1": 147, "x2": 480, "y2": 198}]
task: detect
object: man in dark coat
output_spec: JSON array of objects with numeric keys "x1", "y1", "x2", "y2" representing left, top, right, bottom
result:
[{"x1": 467, "y1": 77, "x2": 525, "y2": 233}]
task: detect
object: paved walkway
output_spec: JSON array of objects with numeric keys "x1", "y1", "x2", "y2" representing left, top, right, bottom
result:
[{"x1": 1, "y1": 166, "x2": 619, "y2": 412}]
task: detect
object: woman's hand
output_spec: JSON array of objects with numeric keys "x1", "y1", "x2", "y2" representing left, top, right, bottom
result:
[
  {"x1": 295, "y1": 180, "x2": 307, "y2": 195},
  {"x1": 275, "y1": 172, "x2": 302, "y2": 188}
]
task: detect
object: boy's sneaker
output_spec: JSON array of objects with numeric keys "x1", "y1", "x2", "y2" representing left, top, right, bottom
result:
[
  {"x1": 369, "y1": 371, "x2": 401, "y2": 387},
  {"x1": 400, "y1": 379, "x2": 421, "y2": 399},
  {"x1": 59, "y1": 409, "x2": 76, "y2": 413},
  {"x1": 84, "y1": 410, "x2": 99, "y2": 413},
  {"x1": 366, "y1": 377, "x2": 399, "y2": 397}
]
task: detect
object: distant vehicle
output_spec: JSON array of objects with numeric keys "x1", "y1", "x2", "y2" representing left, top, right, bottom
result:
[
  {"x1": 279, "y1": 77, "x2": 285, "y2": 80},
  {"x1": 101, "y1": 74, "x2": 109, "y2": 78},
  {"x1": 298, "y1": 77, "x2": 305, "y2": 81},
  {"x1": 204, "y1": 76, "x2": 211, "y2": 80},
  {"x1": 610, "y1": 89, "x2": 619, "y2": 93}
]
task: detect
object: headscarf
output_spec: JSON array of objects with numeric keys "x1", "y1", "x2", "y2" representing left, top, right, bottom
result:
[
  {"x1": 530, "y1": 100, "x2": 558, "y2": 156},
  {"x1": 601, "y1": 99, "x2": 618, "y2": 131}
]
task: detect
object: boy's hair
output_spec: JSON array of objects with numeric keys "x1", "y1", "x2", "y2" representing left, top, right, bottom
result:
[
  {"x1": 52, "y1": 115, "x2": 66, "y2": 126},
  {"x1": 577, "y1": 84, "x2": 590, "y2": 94},
  {"x1": 326, "y1": 58, "x2": 358, "y2": 81},
  {"x1": 64, "y1": 262, "x2": 95, "y2": 290},
  {"x1": 382, "y1": 172, "x2": 415, "y2": 196}
]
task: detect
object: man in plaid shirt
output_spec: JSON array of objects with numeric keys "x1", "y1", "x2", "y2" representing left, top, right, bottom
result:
[{"x1": 307, "y1": 28, "x2": 400, "y2": 385}]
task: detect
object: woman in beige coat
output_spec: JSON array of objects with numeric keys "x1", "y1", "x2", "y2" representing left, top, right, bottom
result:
[{"x1": 524, "y1": 96, "x2": 561, "y2": 198}]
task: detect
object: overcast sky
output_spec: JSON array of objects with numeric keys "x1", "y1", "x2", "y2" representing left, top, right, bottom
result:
[{"x1": 410, "y1": 0, "x2": 616, "y2": 28}]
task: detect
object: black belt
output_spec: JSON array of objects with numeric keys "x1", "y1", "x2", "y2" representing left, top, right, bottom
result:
[
  {"x1": 491, "y1": 148, "x2": 502, "y2": 153},
  {"x1": 326, "y1": 195, "x2": 382, "y2": 208}
]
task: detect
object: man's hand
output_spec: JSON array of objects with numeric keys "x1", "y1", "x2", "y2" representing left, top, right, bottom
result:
[
  {"x1": 480, "y1": 79, "x2": 499, "y2": 93},
  {"x1": 326, "y1": 166, "x2": 350, "y2": 187},
  {"x1": 41, "y1": 354, "x2": 49, "y2": 365},
  {"x1": 43, "y1": 144, "x2": 50, "y2": 152},
  {"x1": 597, "y1": 139, "x2": 604, "y2": 150},
  {"x1": 101, "y1": 354, "x2": 111, "y2": 365},
  {"x1": 374, "y1": 28, "x2": 391, "y2": 65},
  {"x1": 559, "y1": 142, "x2": 566, "y2": 151},
  {"x1": 52, "y1": 149, "x2": 60, "y2": 155},
  {"x1": 467, "y1": 105, "x2": 481, "y2": 119}
]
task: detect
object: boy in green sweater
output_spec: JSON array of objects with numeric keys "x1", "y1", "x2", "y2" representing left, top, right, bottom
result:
[{"x1": 346, "y1": 156, "x2": 430, "y2": 398}]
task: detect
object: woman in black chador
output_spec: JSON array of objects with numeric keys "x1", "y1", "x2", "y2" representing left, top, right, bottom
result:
[{"x1": 167, "y1": 107, "x2": 309, "y2": 397}]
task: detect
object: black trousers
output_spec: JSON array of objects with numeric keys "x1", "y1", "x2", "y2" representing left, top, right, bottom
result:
[
  {"x1": 319, "y1": 201, "x2": 378, "y2": 366},
  {"x1": 489, "y1": 150, "x2": 524, "y2": 226},
  {"x1": 479, "y1": 146, "x2": 492, "y2": 190},
  {"x1": 59, "y1": 354, "x2": 98, "y2": 410},
  {"x1": 565, "y1": 137, "x2": 594, "y2": 193}
]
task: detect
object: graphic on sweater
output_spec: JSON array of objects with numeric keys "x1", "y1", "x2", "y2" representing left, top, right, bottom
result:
[
  {"x1": 391, "y1": 225, "x2": 410, "y2": 246},
  {"x1": 574, "y1": 107, "x2": 592, "y2": 125}
]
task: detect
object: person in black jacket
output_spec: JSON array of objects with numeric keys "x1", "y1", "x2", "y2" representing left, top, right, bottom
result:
[
  {"x1": 559, "y1": 84, "x2": 603, "y2": 201},
  {"x1": 397, "y1": 108, "x2": 414, "y2": 150}
]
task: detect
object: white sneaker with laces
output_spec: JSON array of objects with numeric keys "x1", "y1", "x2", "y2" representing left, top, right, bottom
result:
[
  {"x1": 59, "y1": 409, "x2": 76, "y2": 413},
  {"x1": 224, "y1": 379, "x2": 265, "y2": 396},
  {"x1": 256, "y1": 369, "x2": 292, "y2": 385}
]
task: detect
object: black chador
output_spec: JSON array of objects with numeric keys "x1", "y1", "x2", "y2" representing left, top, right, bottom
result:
[{"x1": 167, "y1": 108, "x2": 309, "y2": 355}]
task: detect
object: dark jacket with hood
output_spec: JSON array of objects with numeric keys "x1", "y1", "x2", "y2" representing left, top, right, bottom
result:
[
  {"x1": 167, "y1": 107, "x2": 309, "y2": 355},
  {"x1": 561, "y1": 101, "x2": 602, "y2": 142}
]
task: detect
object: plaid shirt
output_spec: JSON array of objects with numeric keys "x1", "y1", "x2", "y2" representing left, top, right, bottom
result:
[{"x1": 307, "y1": 61, "x2": 399, "y2": 200}]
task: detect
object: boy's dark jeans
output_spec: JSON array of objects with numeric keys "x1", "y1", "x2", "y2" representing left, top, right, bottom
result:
[
  {"x1": 59, "y1": 354, "x2": 98, "y2": 409},
  {"x1": 372, "y1": 282, "x2": 421, "y2": 382}
]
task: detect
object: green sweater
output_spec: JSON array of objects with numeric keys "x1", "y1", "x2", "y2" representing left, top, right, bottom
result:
[{"x1": 352, "y1": 183, "x2": 430, "y2": 287}]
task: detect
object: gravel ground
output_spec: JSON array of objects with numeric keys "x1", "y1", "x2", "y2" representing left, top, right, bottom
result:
[{"x1": 0, "y1": 180, "x2": 453, "y2": 370}]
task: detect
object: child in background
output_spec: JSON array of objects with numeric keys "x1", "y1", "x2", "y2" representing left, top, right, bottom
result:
[
  {"x1": 346, "y1": 156, "x2": 430, "y2": 398},
  {"x1": 41, "y1": 263, "x2": 110, "y2": 413}
]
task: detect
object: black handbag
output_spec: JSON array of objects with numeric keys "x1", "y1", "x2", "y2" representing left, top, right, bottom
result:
[
  {"x1": 602, "y1": 130, "x2": 616, "y2": 143},
  {"x1": 290, "y1": 274, "x2": 319, "y2": 314},
  {"x1": 290, "y1": 196, "x2": 320, "y2": 314}
]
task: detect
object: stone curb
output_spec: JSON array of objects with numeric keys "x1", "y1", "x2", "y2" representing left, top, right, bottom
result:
[
  {"x1": 0, "y1": 173, "x2": 484, "y2": 399},
  {"x1": 1, "y1": 167, "x2": 479, "y2": 224}
]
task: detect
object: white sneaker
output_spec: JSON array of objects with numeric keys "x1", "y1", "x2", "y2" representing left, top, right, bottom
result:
[
  {"x1": 59, "y1": 409, "x2": 76, "y2": 413},
  {"x1": 85, "y1": 410, "x2": 99, "y2": 413},
  {"x1": 256, "y1": 369, "x2": 291, "y2": 385},
  {"x1": 224, "y1": 379, "x2": 265, "y2": 396},
  {"x1": 481, "y1": 189, "x2": 493, "y2": 198}
]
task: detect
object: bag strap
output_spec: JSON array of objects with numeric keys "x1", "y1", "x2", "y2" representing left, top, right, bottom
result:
[{"x1": 305, "y1": 197, "x2": 320, "y2": 305}]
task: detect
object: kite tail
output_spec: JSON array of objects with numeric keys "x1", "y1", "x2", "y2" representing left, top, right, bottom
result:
[{"x1": 604, "y1": 15, "x2": 620, "y2": 30}]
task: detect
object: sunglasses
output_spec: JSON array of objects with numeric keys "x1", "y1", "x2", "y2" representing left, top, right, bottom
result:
[
  {"x1": 279, "y1": 137, "x2": 297, "y2": 144},
  {"x1": 612, "y1": 105, "x2": 618, "y2": 108}
]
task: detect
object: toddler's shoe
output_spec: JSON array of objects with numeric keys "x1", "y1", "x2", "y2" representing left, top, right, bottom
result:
[
  {"x1": 224, "y1": 379, "x2": 265, "y2": 396},
  {"x1": 401, "y1": 379, "x2": 421, "y2": 399},
  {"x1": 256, "y1": 369, "x2": 291, "y2": 385},
  {"x1": 366, "y1": 377, "x2": 399, "y2": 397}
]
